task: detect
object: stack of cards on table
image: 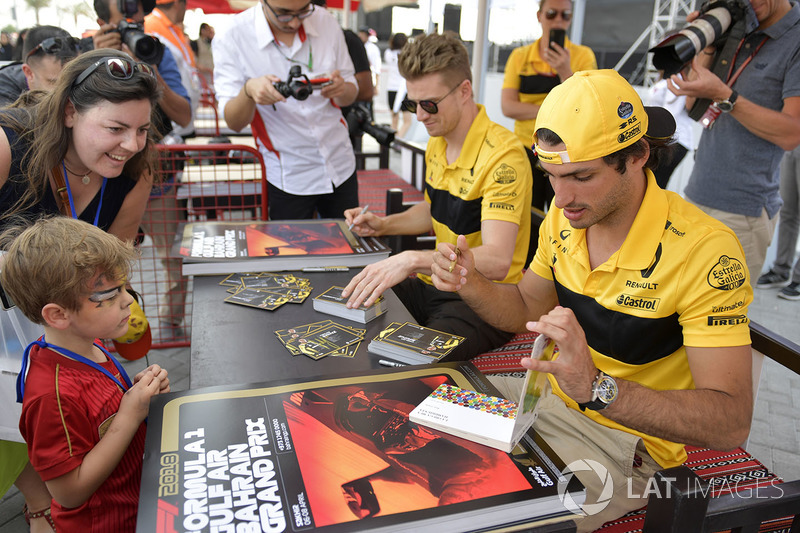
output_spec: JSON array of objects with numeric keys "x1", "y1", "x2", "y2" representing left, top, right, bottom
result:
[
  {"x1": 409, "y1": 335, "x2": 555, "y2": 452},
  {"x1": 275, "y1": 320, "x2": 366, "y2": 360},
  {"x1": 367, "y1": 322, "x2": 465, "y2": 365},
  {"x1": 312, "y1": 286, "x2": 387, "y2": 323},
  {"x1": 221, "y1": 272, "x2": 312, "y2": 311}
]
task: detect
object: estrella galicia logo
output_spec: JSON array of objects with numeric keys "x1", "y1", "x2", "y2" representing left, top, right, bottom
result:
[
  {"x1": 707, "y1": 256, "x2": 746, "y2": 291},
  {"x1": 560, "y1": 229, "x2": 571, "y2": 240},
  {"x1": 708, "y1": 314, "x2": 748, "y2": 326},
  {"x1": 617, "y1": 101, "x2": 634, "y2": 119},
  {"x1": 616, "y1": 293, "x2": 660, "y2": 311},
  {"x1": 493, "y1": 163, "x2": 517, "y2": 184}
]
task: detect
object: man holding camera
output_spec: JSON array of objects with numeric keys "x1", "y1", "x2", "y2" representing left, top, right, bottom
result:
[
  {"x1": 0, "y1": 25, "x2": 80, "y2": 106},
  {"x1": 343, "y1": 33, "x2": 533, "y2": 361},
  {"x1": 213, "y1": 0, "x2": 358, "y2": 220},
  {"x1": 145, "y1": 0, "x2": 200, "y2": 139},
  {"x1": 92, "y1": 0, "x2": 191, "y2": 137},
  {"x1": 669, "y1": 0, "x2": 800, "y2": 282}
]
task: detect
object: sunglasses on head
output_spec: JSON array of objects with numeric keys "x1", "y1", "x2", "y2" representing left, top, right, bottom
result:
[
  {"x1": 545, "y1": 9, "x2": 572, "y2": 21},
  {"x1": 263, "y1": 0, "x2": 315, "y2": 23},
  {"x1": 26, "y1": 37, "x2": 81, "y2": 60},
  {"x1": 73, "y1": 56, "x2": 155, "y2": 88},
  {"x1": 401, "y1": 81, "x2": 464, "y2": 115}
]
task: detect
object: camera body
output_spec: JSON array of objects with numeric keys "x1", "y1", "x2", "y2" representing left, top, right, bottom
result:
[
  {"x1": 117, "y1": 20, "x2": 164, "y2": 65},
  {"x1": 650, "y1": 0, "x2": 757, "y2": 77},
  {"x1": 273, "y1": 65, "x2": 332, "y2": 101},
  {"x1": 345, "y1": 102, "x2": 395, "y2": 147}
]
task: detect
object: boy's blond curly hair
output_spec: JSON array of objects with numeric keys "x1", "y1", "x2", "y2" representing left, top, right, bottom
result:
[{"x1": 0, "y1": 217, "x2": 138, "y2": 324}]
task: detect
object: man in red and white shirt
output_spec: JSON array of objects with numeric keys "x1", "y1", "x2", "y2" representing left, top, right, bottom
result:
[{"x1": 213, "y1": 0, "x2": 359, "y2": 220}]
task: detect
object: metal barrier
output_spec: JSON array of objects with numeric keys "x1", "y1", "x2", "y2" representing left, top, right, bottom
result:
[{"x1": 130, "y1": 143, "x2": 268, "y2": 349}]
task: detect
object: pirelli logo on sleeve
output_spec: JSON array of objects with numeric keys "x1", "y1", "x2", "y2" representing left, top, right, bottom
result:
[{"x1": 707, "y1": 314, "x2": 748, "y2": 326}]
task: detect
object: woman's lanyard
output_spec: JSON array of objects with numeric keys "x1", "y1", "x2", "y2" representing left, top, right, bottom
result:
[
  {"x1": 16, "y1": 336, "x2": 132, "y2": 403},
  {"x1": 725, "y1": 35, "x2": 770, "y2": 87},
  {"x1": 62, "y1": 161, "x2": 107, "y2": 227}
]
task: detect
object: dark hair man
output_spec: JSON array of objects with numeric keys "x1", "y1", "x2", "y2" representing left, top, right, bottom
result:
[
  {"x1": 0, "y1": 26, "x2": 80, "y2": 107},
  {"x1": 432, "y1": 70, "x2": 753, "y2": 531},
  {"x1": 212, "y1": 0, "x2": 359, "y2": 220}
]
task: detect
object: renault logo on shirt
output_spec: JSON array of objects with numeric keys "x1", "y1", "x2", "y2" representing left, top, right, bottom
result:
[{"x1": 616, "y1": 293, "x2": 660, "y2": 311}]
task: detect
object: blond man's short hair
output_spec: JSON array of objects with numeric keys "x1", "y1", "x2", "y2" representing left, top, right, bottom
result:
[
  {"x1": 0, "y1": 217, "x2": 138, "y2": 324},
  {"x1": 398, "y1": 32, "x2": 472, "y2": 88}
]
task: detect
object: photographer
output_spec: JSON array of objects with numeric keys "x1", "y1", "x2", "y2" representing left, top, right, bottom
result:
[
  {"x1": 92, "y1": 0, "x2": 191, "y2": 137},
  {"x1": 213, "y1": 0, "x2": 358, "y2": 220},
  {"x1": 669, "y1": 0, "x2": 800, "y2": 282}
]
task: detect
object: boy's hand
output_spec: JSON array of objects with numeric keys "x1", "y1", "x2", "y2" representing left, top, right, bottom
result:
[
  {"x1": 119, "y1": 370, "x2": 162, "y2": 423},
  {"x1": 135, "y1": 364, "x2": 171, "y2": 394}
]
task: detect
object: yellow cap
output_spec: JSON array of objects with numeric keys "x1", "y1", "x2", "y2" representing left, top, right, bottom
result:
[{"x1": 534, "y1": 69, "x2": 676, "y2": 164}]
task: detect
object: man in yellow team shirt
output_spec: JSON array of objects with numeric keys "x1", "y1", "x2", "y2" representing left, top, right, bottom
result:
[
  {"x1": 342, "y1": 32, "x2": 532, "y2": 361},
  {"x1": 433, "y1": 70, "x2": 753, "y2": 531},
  {"x1": 502, "y1": 0, "x2": 596, "y2": 207}
]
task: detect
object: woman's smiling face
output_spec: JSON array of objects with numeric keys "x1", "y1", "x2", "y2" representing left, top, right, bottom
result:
[{"x1": 64, "y1": 98, "x2": 151, "y2": 177}]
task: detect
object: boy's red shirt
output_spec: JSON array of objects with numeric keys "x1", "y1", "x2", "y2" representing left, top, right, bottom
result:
[{"x1": 19, "y1": 344, "x2": 146, "y2": 532}]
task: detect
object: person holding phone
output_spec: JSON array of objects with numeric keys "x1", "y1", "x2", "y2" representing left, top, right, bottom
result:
[{"x1": 502, "y1": 0, "x2": 596, "y2": 163}]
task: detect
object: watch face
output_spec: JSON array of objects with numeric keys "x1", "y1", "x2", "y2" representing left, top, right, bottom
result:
[
  {"x1": 596, "y1": 376, "x2": 618, "y2": 404},
  {"x1": 718, "y1": 101, "x2": 734, "y2": 112}
]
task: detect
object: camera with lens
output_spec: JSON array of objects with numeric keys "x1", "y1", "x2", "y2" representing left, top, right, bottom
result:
[
  {"x1": 274, "y1": 65, "x2": 332, "y2": 101},
  {"x1": 650, "y1": 0, "x2": 757, "y2": 77},
  {"x1": 345, "y1": 102, "x2": 395, "y2": 147},
  {"x1": 117, "y1": 20, "x2": 164, "y2": 65}
]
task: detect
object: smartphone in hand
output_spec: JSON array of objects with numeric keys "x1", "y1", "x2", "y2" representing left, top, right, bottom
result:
[{"x1": 549, "y1": 29, "x2": 566, "y2": 50}]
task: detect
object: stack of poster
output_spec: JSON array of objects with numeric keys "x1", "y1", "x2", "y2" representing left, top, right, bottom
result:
[
  {"x1": 275, "y1": 320, "x2": 366, "y2": 360},
  {"x1": 136, "y1": 362, "x2": 584, "y2": 533},
  {"x1": 221, "y1": 272, "x2": 312, "y2": 311},
  {"x1": 409, "y1": 335, "x2": 556, "y2": 452},
  {"x1": 368, "y1": 322, "x2": 465, "y2": 365},
  {"x1": 174, "y1": 219, "x2": 391, "y2": 275},
  {"x1": 312, "y1": 286, "x2": 387, "y2": 323}
]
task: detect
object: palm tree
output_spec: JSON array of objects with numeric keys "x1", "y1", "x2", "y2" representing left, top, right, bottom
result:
[
  {"x1": 66, "y1": 1, "x2": 94, "y2": 28},
  {"x1": 24, "y1": 0, "x2": 52, "y2": 26}
]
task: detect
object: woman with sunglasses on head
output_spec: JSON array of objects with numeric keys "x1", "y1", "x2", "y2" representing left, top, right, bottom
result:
[
  {"x1": 0, "y1": 48, "x2": 159, "y2": 532},
  {"x1": 0, "y1": 48, "x2": 160, "y2": 241}
]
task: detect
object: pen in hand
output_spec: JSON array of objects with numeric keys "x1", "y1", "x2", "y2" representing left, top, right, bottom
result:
[{"x1": 348, "y1": 204, "x2": 370, "y2": 232}]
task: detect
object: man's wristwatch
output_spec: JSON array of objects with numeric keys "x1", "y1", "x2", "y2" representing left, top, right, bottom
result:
[
  {"x1": 716, "y1": 89, "x2": 739, "y2": 113},
  {"x1": 578, "y1": 372, "x2": 618, "y2": 411}
]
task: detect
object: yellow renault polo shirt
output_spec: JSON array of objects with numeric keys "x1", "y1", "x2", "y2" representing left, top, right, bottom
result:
[
  {"x1": 530, "y1": 171, "x2": 753, "y2": 468},
  {"x1": 420, "y1": 105, "x2": 532, "y2": 285},
  {"x1": 502, "y1": 38, "x2": 597, "y2": 146}
]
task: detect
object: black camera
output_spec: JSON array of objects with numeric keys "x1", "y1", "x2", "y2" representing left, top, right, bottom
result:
[
  {"x1": 346, "y1": 102, "x2": 395, "y2": 147},
  {"x1": 117, "y1": 19, "x2": 164, "y2": 65},
  {"x1": 273, "y1": 65, "x2": 332, "y2": 101},
  {"x1": 650, "y1": 0, "x2": 757, "y2": 77}
]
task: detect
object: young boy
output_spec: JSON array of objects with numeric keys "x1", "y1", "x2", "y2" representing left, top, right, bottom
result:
[{"x1": 1, "y1": 217, "x2": 170, "y2": 532}]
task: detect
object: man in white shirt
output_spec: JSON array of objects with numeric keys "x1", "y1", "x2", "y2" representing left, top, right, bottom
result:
[
  {"x1": 358, "y1": 27, "x2": 381, "y2": 92},
  {"x1": 213, "y1": 0, "x2": 359, "y2": 219}
]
